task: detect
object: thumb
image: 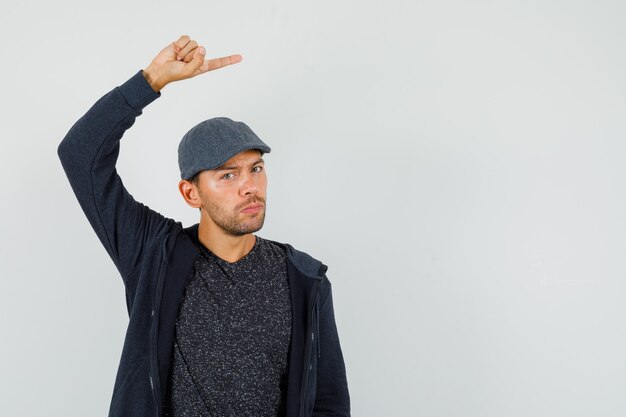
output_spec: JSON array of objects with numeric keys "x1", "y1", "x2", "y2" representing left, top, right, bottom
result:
[{"x1": 185, "y1": 46, "x2": 206, "y2": 76}]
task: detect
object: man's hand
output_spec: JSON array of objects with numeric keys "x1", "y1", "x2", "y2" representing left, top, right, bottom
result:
[{"x1": 142, "y1": 35, "x2": 242, "y2": 92}]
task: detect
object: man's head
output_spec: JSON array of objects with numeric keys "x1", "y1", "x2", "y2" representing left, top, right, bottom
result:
[
  {"x1": 177, "y1": 117, "x2": 271, "y2": 236},
  {"x1": 179, "y1": 149, "x2": 267, "y2": 236}
]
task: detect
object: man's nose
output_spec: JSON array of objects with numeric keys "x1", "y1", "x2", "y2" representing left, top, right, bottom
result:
[{"x1": 240, "y1": 173, "x2": 258, "y2": 196}]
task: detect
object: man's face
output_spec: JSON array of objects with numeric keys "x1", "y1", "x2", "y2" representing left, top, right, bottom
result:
[{"x1": 195, "y1": 149, "x2": 267, "y2": 236}]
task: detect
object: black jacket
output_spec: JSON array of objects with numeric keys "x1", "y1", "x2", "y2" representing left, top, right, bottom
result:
[{"x1": 57, "y1": 70, "x2": 350, "y2": 417}]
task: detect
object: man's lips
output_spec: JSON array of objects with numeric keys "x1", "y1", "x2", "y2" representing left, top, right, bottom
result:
[{"x1": 241, "y1": 203, "x2": 263, "y2": 213}]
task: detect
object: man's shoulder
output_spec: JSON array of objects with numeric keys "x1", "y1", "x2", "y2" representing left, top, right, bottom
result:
[{"x1": 260, "y1": 236, "x2": 328, "y2": 279}]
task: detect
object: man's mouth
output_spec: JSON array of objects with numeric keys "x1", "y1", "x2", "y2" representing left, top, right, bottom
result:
[{"x1": 241, "y1": 203, "x2": 263, "y2": 213}]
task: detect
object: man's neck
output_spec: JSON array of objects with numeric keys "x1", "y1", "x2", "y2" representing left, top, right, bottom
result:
[{"x1": 197, "y1": 221, "x2": 256, "y2": 264}]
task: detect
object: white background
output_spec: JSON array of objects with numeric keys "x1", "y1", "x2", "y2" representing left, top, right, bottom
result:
[{"x1": 2, "y1": 0, "x2": 626, "y2": 416}]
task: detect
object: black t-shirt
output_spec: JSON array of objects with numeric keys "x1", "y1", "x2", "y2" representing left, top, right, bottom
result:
[{"x1": 162, "y1": 235, "x2": 292, "y2": 417}]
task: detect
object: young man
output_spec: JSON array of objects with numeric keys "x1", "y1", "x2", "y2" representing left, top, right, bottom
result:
[{"x1": 57, "y1": 35, "x2": 350, "y2": 417}]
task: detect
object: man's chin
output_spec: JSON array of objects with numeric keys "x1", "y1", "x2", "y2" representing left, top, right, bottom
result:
[
  {"x1": 248, "y1": 219, "x2": 265, "y2": 233},
  {"x1": 228, "y1": 216, "x2": 265, "y2": 236}
]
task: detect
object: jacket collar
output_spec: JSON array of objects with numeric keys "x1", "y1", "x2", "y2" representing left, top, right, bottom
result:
[{"x1": 181, "y1": 223, "x2": 327, "y2": 280}]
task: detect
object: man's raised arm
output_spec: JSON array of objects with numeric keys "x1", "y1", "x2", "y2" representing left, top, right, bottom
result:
[{"x1": 56, "y1": 35, "x2": 242, "y2": 291}]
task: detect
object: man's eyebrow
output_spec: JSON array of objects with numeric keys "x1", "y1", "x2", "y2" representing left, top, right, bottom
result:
[{"x1": 214, "y1": 158, "x2": 265, "y2": 172}]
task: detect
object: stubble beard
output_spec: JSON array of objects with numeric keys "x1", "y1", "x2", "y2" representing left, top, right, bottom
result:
[{"x1": 202, "y1": 196, "x2": 267, "y2": 237}]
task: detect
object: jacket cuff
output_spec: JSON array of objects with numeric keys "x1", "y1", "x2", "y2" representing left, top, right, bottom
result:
[{"x1": 117, "y1": 69, "x2": 161, "y2": 112}]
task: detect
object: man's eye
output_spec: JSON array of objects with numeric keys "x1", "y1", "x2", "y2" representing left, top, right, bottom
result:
[
  {"x1": 222, "y1": 173, "x2": 235, "y2": 180},
  {"x1": 252, "y1": 166, "x2": 263, "y2": 173}
]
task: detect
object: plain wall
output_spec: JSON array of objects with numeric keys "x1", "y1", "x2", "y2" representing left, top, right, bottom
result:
[{"x1": 2, "y1": 0, "x2": 626, "y2": 416}]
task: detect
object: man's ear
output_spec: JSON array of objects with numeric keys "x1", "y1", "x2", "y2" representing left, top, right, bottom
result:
[{"x1": 178, "y1": 179, "x2": 202, "y2": 210}]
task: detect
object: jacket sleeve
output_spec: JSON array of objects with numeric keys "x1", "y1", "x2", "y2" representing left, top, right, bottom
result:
[
  {"x1": 313, "y1": 277, "x2": 351, "y2": 416},
  {"x1": 57, "y1": 70, "x2": 177, "y2": 291}
]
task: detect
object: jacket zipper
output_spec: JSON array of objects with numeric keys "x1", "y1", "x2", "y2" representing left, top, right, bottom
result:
[
  {"x1": 148, "y1": 230, "x2": 177, "y2": 417},
  {"x1": 298, "y1": 283, "x2": 321, "y2": 417}
]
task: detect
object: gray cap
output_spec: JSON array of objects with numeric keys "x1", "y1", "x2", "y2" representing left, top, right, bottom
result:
[{"x1": 178, "y1": 117, "x2": 271, "y2": 180}]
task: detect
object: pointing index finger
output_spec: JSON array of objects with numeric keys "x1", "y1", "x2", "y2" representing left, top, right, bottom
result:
[{"x1": 200, "y1": 54, "x2": 243, "y2": 73}]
